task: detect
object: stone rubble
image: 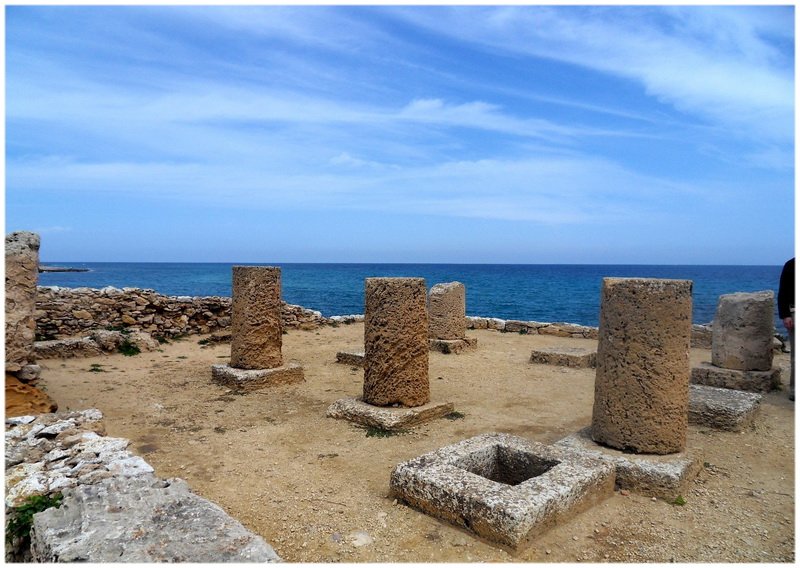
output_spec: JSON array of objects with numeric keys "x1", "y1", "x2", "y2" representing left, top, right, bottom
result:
[{"x1": 5, "y1": 409, "x2": 281, "y2": 563}]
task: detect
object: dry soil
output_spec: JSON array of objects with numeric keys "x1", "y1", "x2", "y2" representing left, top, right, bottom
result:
[{"x1": 33, "y1": 324, "x2": 795, "y2": 562}]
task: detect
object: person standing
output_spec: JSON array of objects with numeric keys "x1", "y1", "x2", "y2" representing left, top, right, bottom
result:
[{"x1": 778, "y1": 257, "x2": 794, "y2": 401}]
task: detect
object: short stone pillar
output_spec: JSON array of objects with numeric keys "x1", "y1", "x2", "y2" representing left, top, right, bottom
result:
[
  {"x1": 591, "y1": 278, "x2": 692, "y2": 455},
  {"x1": 711, "y1": 291, "x2": 774, "y2": 371},
  {"x1": 364, "y1": 277, "x2": 430, "y2": 407},
  {"x1": 230, "y1": 266, "x2": 283, "y2": 370},
  {"x1": 6, "y1": 231, "x2": 41, "y2": 380},
  {"x1": 211, "y1": 266, "x2": 303, "y2": 391},
  {"x1": 428, "y1": 282, "x2": 466, "y2": 340},
  {"x1": 327, "y1": 277, "x2": 454, "y2": 430},
  {"x1": 427, "y1": 282, "x2": 477, "y2": 354}
]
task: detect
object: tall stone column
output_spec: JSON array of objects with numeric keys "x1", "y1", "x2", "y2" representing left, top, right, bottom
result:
[
  {"x1": 6, "y1": 231, "x2": 41, "y2": 378},
  {"x1": 363, "y1": 277, "x2": 429, "y2": 407},
  {"x1": 230, "y1": 266, "x2": 283, "y2": 370},
  {"x1": 428, "y1": 282, "x2": 466, "y2": 340},
  {"x1": 711, "y1": 291, "x2": 774, "y2": 371},
  {"x1": 591, "y1": 278, "x2": 692, "y2": 455}
]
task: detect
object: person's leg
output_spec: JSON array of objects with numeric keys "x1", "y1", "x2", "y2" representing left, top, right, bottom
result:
[{"x1": 789, "y1": 326, "x2": 795, "y2": 401}]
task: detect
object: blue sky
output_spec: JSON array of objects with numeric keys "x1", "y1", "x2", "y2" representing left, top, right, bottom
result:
[{"x1": 5, "y1": 5, "x2": 795, "y2": 264}]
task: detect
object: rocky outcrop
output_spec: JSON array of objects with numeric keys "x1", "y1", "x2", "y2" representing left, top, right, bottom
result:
[
  {"x1": 5, "y1": 375, "x2": 57, "y2": 418},
  {"x1": 6, "y1": 232, "x2": 41, "y2": 380},
  {"x1": 5, "y1": 409, "x2": 281, "y2": 563},
  {"x1": 35, "y1": 285, "x2": 328, "y2": 340},
  {"x1": 34, "y1": 330, "x2": 160, "y2": 360}
]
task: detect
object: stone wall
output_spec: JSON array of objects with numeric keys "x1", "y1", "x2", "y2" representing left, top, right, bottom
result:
[{"x1": 35, "y1": 286, "x2": 328, "y2": 340}]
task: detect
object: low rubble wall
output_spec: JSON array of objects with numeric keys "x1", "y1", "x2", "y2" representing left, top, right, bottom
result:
[
  {"x1": 35, "y1": 286, "x2": 328, "y2": 340},
  {"x1": 5, "y1": 410, "x2": 281, "y2": 563}
]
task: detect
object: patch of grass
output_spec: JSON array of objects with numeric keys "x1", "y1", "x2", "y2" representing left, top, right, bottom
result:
[
  {"x1": 6, "y1": 493, "x2": 63, "y2": 547},
  {"x1": 197, "y1": 338, "x2": 211, "y2": 345},
  {"x1": 177, "y1": 355, "x2": 188, "y2": 360},
  {"x1": 154, "y1": 335, "x2": 169, "y2": 345},
  {"x1": 444, "y1": 411, "x2": 466, "y2": 420},
  {"x1": 118, "y1": 339, "x2": 141, "y2": 357},
  {"x1": 518, "y1": 328, "x2": 529, "y2": 335},
  {"x1": 363, "y1": 425, "x2": 405, "y2": 438},
  {"x1": 88, "y1": 363, "x2": 107, "y2": 373},
  {"x1": 670, "y1": 495, "x2": 687, "y2": 506}
]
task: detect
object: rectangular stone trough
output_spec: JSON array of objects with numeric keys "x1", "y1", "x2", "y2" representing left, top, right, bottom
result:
[
  {"x1": 554, "y1": 427, "x2": 701, "y2": 500},
  {"x1": 688, "y1": 384, "x2": 762, "y2": 431},
  {"x1": 691, "y1": 362, "x2": 781, "y2": 393},
  {"x1": 389, "y1": 433, "x2": 615, "y2": 551},
  {"x1": 529, "y1": 346, "x2": 597, "y2": 368}
]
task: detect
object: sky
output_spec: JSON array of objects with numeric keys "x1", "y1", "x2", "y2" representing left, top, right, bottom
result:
[{"x1": 4, "y1": 4, "x2": 796, "y2": 264}]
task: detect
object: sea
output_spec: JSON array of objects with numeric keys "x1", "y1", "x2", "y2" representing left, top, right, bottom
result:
[{"x1": 38, "y1": 263, "x2": 785, "y2": 329}]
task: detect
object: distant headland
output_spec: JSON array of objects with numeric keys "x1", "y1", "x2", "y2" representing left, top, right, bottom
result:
[{"x1": 38, "y1": 266, "x2": 90, "y2": 273}]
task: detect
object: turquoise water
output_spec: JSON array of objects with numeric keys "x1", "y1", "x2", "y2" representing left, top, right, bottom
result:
[{"x1": 38, "y1": 263, "x2": 783, "y2": 327}]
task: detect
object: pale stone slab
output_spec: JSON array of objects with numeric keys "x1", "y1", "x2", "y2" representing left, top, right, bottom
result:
[
  {"x1": 211, "y1": 363, "x2": 304, "y2": 391},
  {"x1": 712, "y1": 291, "x2": 774, "y2": 371},
  {"x1": 555, "y1": 427, "x2": 701, "y2": 500},
  {"x1": 691, "y1": 362, "x2": 781, "y2": 393},
  {"x1": 335, "y1": 351, "x2": 365, "y2": 366},
  {"x1": 592, "y1": 278, "x2": 692, "y2": 455},
  {"x1": 688, "y1": 384, "x2": 762, "y2": 431},
  {"x1": 326, "y1": 397, "x2": 454, "y2": 430},
  {"x1": 429, "y1": 337, "x2": 477, "y2": 354},
  {"x1": 428, "y1": 281, "x2": 467, "y2": 340},
  {"x1": 230, "y1": 266, "x2": 283, "y2": 370},
  {"x1": 389, "y1": 432, "x2": 615, "y2": 551},
  {"x1": 530, "y1": 346, "x2": 597, "y2": 368},
  {"x1": 364, "y1": 277, "x2": 429, "y2": 407}
]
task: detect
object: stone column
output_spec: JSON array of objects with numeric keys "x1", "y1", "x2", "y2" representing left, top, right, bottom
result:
[
  {"x1": 363, "y1": 277, "x2": 429, "y2": 407},
  {"x1": 428, "y1": 282, "x2": 466, "y2": 340},
  {"x1": 230, "y1": 266, "x2": 282, "y2": 370},
  {"x1": 591, "y1": 278, "x2": 692, "y2": 455},
  {"x1": 711, "y1": 291, "x2": 774, "y2": 371},
  {"x1": 6, "y1": 231, "x2": 40, "y2": 378}
]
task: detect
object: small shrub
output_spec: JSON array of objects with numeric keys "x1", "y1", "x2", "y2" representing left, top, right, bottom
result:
[
  {"x1": 88, "y1": 364, "x2": 107, "y2": 373},
  {"x1": 6, "y1": 493, "x2": 63, "y2": 546},
  {"x1": 445, "y1": 411, "x2": 466, "y2": 420},
  {"x1": 118, "y1": 339, "x2": 141, "y2": 357},
  {"x1": 671, "y1": 495, "x2": 686, "y2": 506},
  {"x1": 154, "y1": 335, "x2": 169, "y2": 345},
  {"x1": 518, "y1": 328, "x2": 528, "y2": 335}
]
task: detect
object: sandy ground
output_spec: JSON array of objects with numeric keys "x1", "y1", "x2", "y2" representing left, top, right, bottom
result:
[{"x1": 35, "y1": 324, "x2": 794, "y2": 562}]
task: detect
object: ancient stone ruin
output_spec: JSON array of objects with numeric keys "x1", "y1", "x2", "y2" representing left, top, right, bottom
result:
[
  {"x1": 211, "y1": 266, "x2": 303, "y2": 391},
  {"x1": 327, "y1": 277, "x2": 453, "y2": 430},
  {"x1": 556, "y1": 278, "x2": 701, "y2": 498},
  {"x1": 6, "y1": 231, "x2": 42, "y2": 381},
  {"x1": 691, "y1": 291, "x2": 782, "y2": 392},
  {"x1": 427, "y1": 281, "x2": 477, "y2": 353}
]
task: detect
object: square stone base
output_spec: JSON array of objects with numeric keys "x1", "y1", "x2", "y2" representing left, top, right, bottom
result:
[
  {"x1": 529, "y1": 346, "x2": 597, "y2": 368},
  {"x1": 390, "y1": 432, "x2": 615, "y2": 551},
  {"x1": 689, "y1": 384, "x2": 762, "y2": 431},
  {"x1": 335, "y1": 351, "x2": 365, "y2": 367},
  {"x1": 326, "y1": 397, "x2": 454, "y2": 430},
  {"x1": 554, "y1": 427, "x2": 701, "y2": 500},
  {"x1": 691, "y1": 362, "x2": 781, "y2": 393},
  {"x1": 211, "y1": 363, "x2": 304, "y2": 391},
  {"x1": 429, "y1": 338, "x2": 478, "y2": 354}
]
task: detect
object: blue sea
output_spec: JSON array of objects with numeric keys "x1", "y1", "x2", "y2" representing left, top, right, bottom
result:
[{"x1": 39, "y1": 263, "x2": 783, "y2": 328}]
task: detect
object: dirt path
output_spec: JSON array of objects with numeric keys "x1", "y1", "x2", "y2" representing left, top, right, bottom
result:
[{"x1": 36, "y1": 324, "x2": 794, "y2": 562}]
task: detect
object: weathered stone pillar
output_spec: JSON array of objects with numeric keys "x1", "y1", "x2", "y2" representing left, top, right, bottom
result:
[
  {"x1": 363, "y1": 277, "x2": 429, "y2": 407},
  {"x1": 230, "y1": 266, "x2": 282, "y2": 370},
  {"x1": 711, "y1": 291, "x2": 774, "y2": 371},
  {"x1": 6, "y1": 231, "x2": 40, "y2": 378},
  {"x1": 591, "y1": 278, "x2": 692, "y2": 455},
  {"x1": 428, "y1": 282, "x2": 466, "y2": 340}
]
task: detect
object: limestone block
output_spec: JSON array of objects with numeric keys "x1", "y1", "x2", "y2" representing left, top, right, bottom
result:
[
  {"x1": 363, "y1": 278, "x2": 429, "y2": 407},
  {"x1": 429, "y1": 337, "x2": 478, "y2": 354},
  {"x1": 591, "y1": 278, "x2": 692, "y2": 455},
  {"x1": 6, "y1": 375, "x2": 57, "y2": 418},
  {"x1": 211, "y1": 363, "x2": 304, "y2": 391},
  {"x1": 6, "y1": 231, "x2": 40, "y2": 374},
  {"x1": 688, "y1": 384, "x2": 762, "y2": 431},
  {"x1": 34, "y1": 338, "x2": 103, "y2": 359},
  {"x1": 711, "y1": 291, "x2": 775, "y2": 371},
  {"x1": 326, "y1": 397, "x2": 454, "y2": 430},
  {"x1": 335, "y1": 351, "x2": 365, "y2": 366},
  {"x1": 230, "y1": 266, "x2": 283, "y2": 370},
  {"x1": 428, "y1": 282, "x2": 466, "y2": 340},
  {"x1": 691, "y1": 362, "x2": 781, "y2": 393},
  {"x1": 530, "y1": 346, "x2": 597, "y2": 368}
]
